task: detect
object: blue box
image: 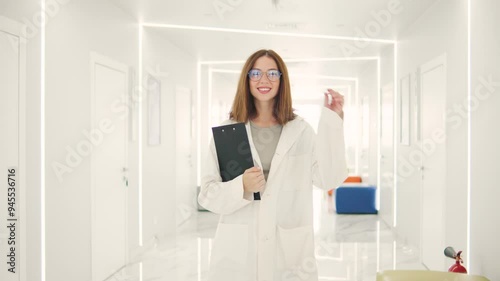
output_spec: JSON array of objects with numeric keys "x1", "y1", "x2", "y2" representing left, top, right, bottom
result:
[{"x1": 335, "y1": 184, "x2": 378, "y2": 214}]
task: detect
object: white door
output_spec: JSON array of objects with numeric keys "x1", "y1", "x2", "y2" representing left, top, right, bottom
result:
[
  {"x1": 360, "y1": 96, "x2": 370, "y2": 179},
  {"x1": 0, "y1": 23, "x2": 20, "y2": 281},
  {"x1": 380, "y1": 83, "x2": 394, "y2": 226},
  {"x1": 90, "y1": 54, "x2": 129, "y2": 281},
  {"x1": 419, "y1": 55, "x2": 447, "y2": 271},
  {"x1": 175, "y1": 86, "x2": 195, "y2": 228}
]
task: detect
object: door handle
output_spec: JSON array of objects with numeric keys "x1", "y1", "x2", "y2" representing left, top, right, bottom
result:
[{"x1": 122, "y1": 167, "x2": 129, "y2": 187}]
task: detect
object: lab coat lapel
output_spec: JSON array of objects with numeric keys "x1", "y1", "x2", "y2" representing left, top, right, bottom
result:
[{"x1": 245, "y1": 122, "x2": 263, "y2": 169}]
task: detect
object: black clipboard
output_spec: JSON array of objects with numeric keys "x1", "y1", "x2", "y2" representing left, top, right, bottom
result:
[{"x1": 212, "y1": 123, "x2": 261, "y2": 200}]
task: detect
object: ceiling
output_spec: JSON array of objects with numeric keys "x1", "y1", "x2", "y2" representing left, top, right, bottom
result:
[
  {"x1": 110, "y1": 0, "x2": 438, "y2": 39},
  {"x1": 109, "y1": 0, "x2": 438, "y2": 58},
  {"x1": 143, "y1": 25, "x2": 391, "y2": 61},
  {"x1": 108, "y1": 0, "x2": 438, "y2": 98}
]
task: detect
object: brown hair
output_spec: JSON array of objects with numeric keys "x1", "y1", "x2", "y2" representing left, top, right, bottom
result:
[{"x1": 229, "y1": 49, "x2": 296, "y2": 125}]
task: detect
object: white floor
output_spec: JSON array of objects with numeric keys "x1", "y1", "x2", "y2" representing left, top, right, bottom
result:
[{"x1": 110, "y1": 189, "x2": 425, "y2": 281}]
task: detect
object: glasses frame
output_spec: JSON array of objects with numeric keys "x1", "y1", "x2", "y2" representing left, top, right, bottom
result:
[{"x1": 247, "y1": 69, "x2": 282, "y2": 82}]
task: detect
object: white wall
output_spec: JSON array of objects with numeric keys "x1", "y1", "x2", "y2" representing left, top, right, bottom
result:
[
  {"x1": 44, "y1": 1, "x2": 139, "y2": 280},
  {"x1": 396, "y1": 0, "x2": 468, "y2": 265},
  {"x1": 141, "y1": 27, "x2": 198, "y2": 242},
  {"x1": 379, "y1": 46, "x2": 396, "y2": 226},
  {"x1": 210, "y1": 71, "x2": 238, "y2": 126},
  {"x1": 355, "y1": 43, "x2": 398, "y2": 243},
  {"x1": 357, "y1": 61, "x2": 378, "y2": 185},
  {"x1": 1, "y1": 1, "x2": 42, "y2": 280},
  {"x1": 470, "y1": 0, "x2": 500, "y2": 279}
]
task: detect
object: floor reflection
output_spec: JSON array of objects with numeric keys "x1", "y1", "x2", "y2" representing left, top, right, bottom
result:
[{"x1": 110, "y1": 189, "x2": 424, "y2": 281}]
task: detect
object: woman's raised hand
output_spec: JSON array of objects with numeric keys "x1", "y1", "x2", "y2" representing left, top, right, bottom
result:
[
  {"x1": 243, "y1": 167, "x2": 265, "y2": 193},
  {"x1": 324, "y1": 88, "x2": 344, "y2": 119}
]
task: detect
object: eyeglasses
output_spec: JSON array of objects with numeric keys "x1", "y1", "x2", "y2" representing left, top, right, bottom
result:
[{"x1": 248, "y1": 69, "x2": 282, "y2": 82}]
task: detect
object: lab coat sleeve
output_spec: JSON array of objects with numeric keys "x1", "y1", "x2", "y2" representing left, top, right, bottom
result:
[
  {"x1": 312, "y1": 107, "x2": 348, "y2": 191},
  {"x1": 198, "y1": 138, "x2": 253, "y2": 215}
]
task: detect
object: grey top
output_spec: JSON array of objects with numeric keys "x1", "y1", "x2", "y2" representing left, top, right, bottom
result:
[{"x1": 250, "y1": 121, "x2": 283, "y2": 181}]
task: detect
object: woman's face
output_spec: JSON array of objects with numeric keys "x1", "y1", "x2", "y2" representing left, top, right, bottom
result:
[{"x1": 249, "y1": 56, "x2": 280, "y2": 104}]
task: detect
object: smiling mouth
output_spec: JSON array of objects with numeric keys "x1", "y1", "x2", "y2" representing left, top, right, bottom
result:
[{"x1": 257, "y1": 87, "x2": 271, "y2": 94}]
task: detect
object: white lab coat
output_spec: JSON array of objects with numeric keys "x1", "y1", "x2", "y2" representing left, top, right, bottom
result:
[{"x1": 198, "y1": 107, "x2": 348, "y2": 281}]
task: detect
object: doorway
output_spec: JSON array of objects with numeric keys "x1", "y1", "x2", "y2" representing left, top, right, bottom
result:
[
  {"x1": 90, "y1": 53, "x2": 129, "y2": 281},
  {"x1": 419, "y1": 54, "x2": 447, "y2": 271}
]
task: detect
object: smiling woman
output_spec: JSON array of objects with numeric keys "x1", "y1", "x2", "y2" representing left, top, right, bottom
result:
[
  {"x1": 230, "y1": 50, "x2": 294, "y2": 126},
  {"x1": 198, "y1": 49, "x2": 348, "y2": 281},
  {"x1": 247, "y1": 60, "x2": 283, "y2": 112}
]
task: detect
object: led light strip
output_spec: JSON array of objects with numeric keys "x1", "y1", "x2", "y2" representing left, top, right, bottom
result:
[
  {"x1": 393, "y1": 42, "x2": 398, "y2": 227},
  {"x1": 138, "y1": 24, "x2": 144, "y2": 281},
  {"x1": 41, "y1": 1, "x2": 46, "y2": 280},
  {"x1": 142, "y1": 23, "x2": 395, "y2": 44},
  {"x1": 196, "y1": 62, "x2": 201, "y2": 186},
  {"x1": 200, "y1": 56, "x2": 380, "y2": 65},
  {"x1": 138, "y1": 25, "x2": 143, "y2": 248},
  {"x1": 466, "y1": 0, "x2": 471, "y2": 271},
  {"x1": 376, "y1": 57, "x2": 381, "y2": 211}
]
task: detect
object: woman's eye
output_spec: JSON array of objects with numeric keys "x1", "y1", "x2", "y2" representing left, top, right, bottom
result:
[{"x1": 269, "y1": 71, "x2": 280, "y2": 78}]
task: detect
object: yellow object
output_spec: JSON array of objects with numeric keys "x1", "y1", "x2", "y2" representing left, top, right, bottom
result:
[{"x1": 376, "y1": 270, "x2": 490, "y2": 281}]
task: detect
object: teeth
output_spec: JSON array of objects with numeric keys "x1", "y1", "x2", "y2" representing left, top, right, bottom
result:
[{"x1": 259, "y1": 88, "x2": 270, "y2": 91}]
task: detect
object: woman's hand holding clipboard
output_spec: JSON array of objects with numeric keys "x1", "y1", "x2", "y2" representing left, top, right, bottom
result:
[
  {"x1": 212, "y1": 123, "x2": 261, "y2": 200},
  {"x1": 242, "y1": 166, "x2": 265, "y2": 196}
]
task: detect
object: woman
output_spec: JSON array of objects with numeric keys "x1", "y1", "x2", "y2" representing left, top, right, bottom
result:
[{"x1": 198, "y1": 49, "x2": 348, "y2": 281}]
